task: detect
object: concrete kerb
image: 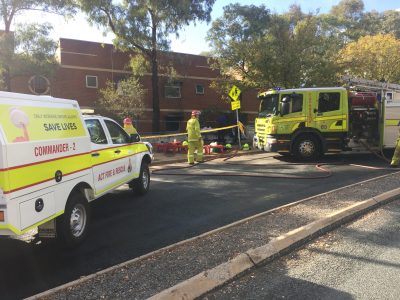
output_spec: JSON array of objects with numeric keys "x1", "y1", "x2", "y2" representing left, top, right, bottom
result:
[{"x1": 148, "y1": 187, "x2": 400, "y2": 300}]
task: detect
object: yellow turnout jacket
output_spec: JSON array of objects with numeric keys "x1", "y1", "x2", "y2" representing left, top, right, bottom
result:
[{"x1": 186, "y1": 117, "x2": 201, "y2": 142}]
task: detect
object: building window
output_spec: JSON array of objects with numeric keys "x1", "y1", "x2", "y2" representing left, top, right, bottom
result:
[
  {"x1": 196, "y1": 84, "x2": 204, "y2": 95},
  {"x1": 165, "y1": 114, "x2": 183, "y2": 131},
  {"x1": 165, "y1": 83, "x2": 181, "y2": 98},
  {"x1": 86, "y1": 75, "x2": 98, "y2": 88},
  {"x1": 28, "y1": 75, "x2": 50, "y2": 95}
]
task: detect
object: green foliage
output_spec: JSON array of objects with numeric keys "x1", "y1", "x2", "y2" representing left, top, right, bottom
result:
[
  {"x1": 13, "y1": 23, "x2": 58, "y2": 76},
  {"x1": 207, "y1": 1, "x2": 400, "y2": 93},
  {"x1": 1, "y1": 0, "x2": 76, "y2": 31},
  {"x1": 337, "y1": 34, "x2": 400, "y2": 83},
  {"x1": 207, "y1": 4, "x2": 271, "y2": 89},
  {"x1": 97, "y1": 76, "x2": 146, "y2": 120},
  {"x1": 207, "y1": 5, "x2": 341, "y2": 91},
  {"x1": 129, "y1": 52, "x2": 150, "y2": 77},
  {"x1": 0, "y1": 0, "x2": 75, "y2": 91},
  {"x1": 0, "y1": 23, "x2": 58, "y2": 91}
]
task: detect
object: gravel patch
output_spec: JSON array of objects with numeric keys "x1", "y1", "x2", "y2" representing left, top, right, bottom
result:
[{"x1": 40, "y1": 172, "x2": 400, "y2": 300}]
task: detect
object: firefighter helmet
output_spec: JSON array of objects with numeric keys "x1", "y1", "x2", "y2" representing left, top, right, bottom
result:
[
  {"x1": 123, "y1": 117, "x2": 132, "y2": 125},
  {"x1": 191, "y1": 110, "x2": 201, "y2": 116}
]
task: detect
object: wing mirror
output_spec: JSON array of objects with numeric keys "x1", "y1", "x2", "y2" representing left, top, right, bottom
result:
[
  {"x1": 281, "y1": 97, "x2": 290, "y2": 116},
  {"x1": 130, "y1": 133, "x2": 141, "y2": 143}
]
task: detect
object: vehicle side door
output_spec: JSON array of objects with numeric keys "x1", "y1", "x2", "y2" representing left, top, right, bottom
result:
[
  {"x1": 86, "y1": 118, "x2": 117, "y2": 197},
  {"x1": 279, "y1": 92, "x2": 306, "y2": 134},
  {"x1": 313, "y1": 90, "x2": 346, "y2": 133},
  {"x1": 103, "y1": 119, "x2": 137, "y2": 186}
]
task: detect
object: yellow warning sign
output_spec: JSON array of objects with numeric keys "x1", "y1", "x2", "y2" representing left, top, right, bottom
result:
[
  {"x1": 229, "y1": 85, "x2": 241, "y2": 101},
  {"x1": 231, "y1": 100, "x2": 241, "y2": 110}
]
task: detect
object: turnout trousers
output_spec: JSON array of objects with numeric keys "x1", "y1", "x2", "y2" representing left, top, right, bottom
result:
[
  {"x1": 188, "y1": 140, "x2": 204, "y2": 164},
  {"x1": 391, "y1": 137, "x2": 400, "y2": 166}
]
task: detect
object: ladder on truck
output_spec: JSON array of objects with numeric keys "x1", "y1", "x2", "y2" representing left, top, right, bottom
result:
[{"x1": 342, "y1": 75, "x2": 400, "y2": 101}]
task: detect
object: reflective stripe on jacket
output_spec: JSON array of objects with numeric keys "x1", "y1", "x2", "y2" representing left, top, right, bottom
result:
[{"x1": 186, "y1": 117, "x2": 201, "y2": 142}]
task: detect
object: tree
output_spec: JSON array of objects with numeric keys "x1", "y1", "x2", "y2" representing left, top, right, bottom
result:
[
  {"x1": 207, "y1": 4, "x2": 271, "y2": 90},
  {"x1": 97, "y1": 76, "x2": 146, "y2": 122},
  {"x1": 78, "y1": 0, "x2": 215, "y2": 133},
  {"x1": 0, "y1": 0, "x2": 76, "y2": 91},
  {"x1": 0, "y1": 22, "x2": 58, "y2": 91},
  {"x1": 379, "y1": 10, "x2": 400, "y2": 39},
  {"x1": 337, "y1": 34, "x2": 400, "y2": 83},
  {"x1": 207, "y1": 4, "x2": 340, "y2": 91},
  {"x1": 320, "y1": 0, "x2": 400, "y2": 43}
]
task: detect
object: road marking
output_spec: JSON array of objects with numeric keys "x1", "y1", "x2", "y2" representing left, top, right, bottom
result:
[
  {"x1": 349, "y1": 164, "x2": 386, "y2": 170},
  {"x1": 151, "y1": 177, "x2": 176, "y2": 183}
]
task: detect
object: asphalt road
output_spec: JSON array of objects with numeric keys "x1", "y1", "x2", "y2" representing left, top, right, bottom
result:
[
  {"x1": 0, "y1": 153, "x2": 396, "y2": 299},
  {"x1": 204, "y1": 192, "x2": 400, "y2": 299}
]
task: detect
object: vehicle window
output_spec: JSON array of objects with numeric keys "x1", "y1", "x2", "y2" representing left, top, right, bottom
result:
[
  {"x1": 105, "y1": 120, "x2": 130, "y2": 144},
  {"x1": 318, "y1": 92, "x2": 340, "y2": 113},
  {"x1": 85, "y1": 119, "x2": 108, "y2": 144},
  {"x1": 281, "y1": 93, "x2": 303, "y2": 113},
  {"x1": 258, "y1": 94, "x2": 279, "y2": 117}
]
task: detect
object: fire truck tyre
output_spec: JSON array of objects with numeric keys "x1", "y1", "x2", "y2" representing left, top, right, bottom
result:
[
  {"x1": 56, "y1": 192, "x2": 90, "y2": 247},
  {"x1": 293, "y1": 135, "x2": 320, "y2": 160},
  {"x1": 132, "y1": 162, "x2": 150, "y2": 196}
]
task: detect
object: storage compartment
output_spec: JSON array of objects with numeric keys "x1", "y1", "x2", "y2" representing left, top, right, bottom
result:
[
  {"x1": 349, "y1": 92, "x2": 377, "y2": 108},
  {"x1": 19, "y1": 192, "x2": 55, "y2": 229}
]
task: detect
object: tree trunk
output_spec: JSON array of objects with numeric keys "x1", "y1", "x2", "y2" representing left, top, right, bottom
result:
[
  {"x1": 1, "y1": 23, "x2": 12, "y2": 92},
  {"x1": 150, "y1": 17, "x2": 160, "y2": 134},
  {"x1": 151, "y1": 50, "x2": 160, "y2": 133},
  {"x1": 3, "y1": 65, "x2": 11, "y2": 92}
]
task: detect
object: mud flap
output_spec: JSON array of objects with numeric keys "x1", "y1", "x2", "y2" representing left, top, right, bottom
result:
[{"x1": 38, "y1": 219, "x2": 56, "y2": 238}]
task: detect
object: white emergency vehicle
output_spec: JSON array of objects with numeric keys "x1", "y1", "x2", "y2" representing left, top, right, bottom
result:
[{"x1": 0, "y1": 92, "x2": 153, "y2": 246}]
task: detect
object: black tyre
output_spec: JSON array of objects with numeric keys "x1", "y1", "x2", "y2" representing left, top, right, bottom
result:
[
  {"x1": 292, "y1": 134, "x2": 320, "y2": 160},
  {"x1": 131, "y1": 162, "x2": 150, "y2": 196},
  {"x1": 56, "y1": 192, "x2": 90, "y2": 247}
]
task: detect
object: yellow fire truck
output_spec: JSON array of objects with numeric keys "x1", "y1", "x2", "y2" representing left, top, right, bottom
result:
[{"x1": 253, "y1": 85, "x2": 400, "y2": 160}]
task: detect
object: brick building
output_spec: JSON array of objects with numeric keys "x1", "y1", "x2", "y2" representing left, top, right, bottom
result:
[{"x1": 10, "y1": 38, "x2": 259, "y2": 133}]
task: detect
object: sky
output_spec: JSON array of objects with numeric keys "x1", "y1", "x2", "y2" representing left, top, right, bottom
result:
[{"x1": 7, "y1": 0, "x2": 400, "y2": 55}]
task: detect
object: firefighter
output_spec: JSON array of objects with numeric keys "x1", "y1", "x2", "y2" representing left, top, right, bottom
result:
[
  {"x1": 391, "y1": 137, "x2": 400, "y2": 167},
  {"x1": 123, "y1": 117, "x2": 138, "y2": 135},
  {"x1": 186, "y1": 110, "x2": 203, "y2": 164}
]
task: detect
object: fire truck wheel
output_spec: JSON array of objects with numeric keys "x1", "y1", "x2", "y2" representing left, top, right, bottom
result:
[
  {"x1": 131, "y1": 161, "x2": 150, "y2": 196},
  {"x1": 293, "y1": 134, "x2": 320, "y2": 160},
  {"x1": 56, "y1": 192, "x2": 90, "y2": 247}
]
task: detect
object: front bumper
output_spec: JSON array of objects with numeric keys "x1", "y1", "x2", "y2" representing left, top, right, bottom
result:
[{"x1": 254, "y1": 135, "x2": 289, "y2": 152}]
